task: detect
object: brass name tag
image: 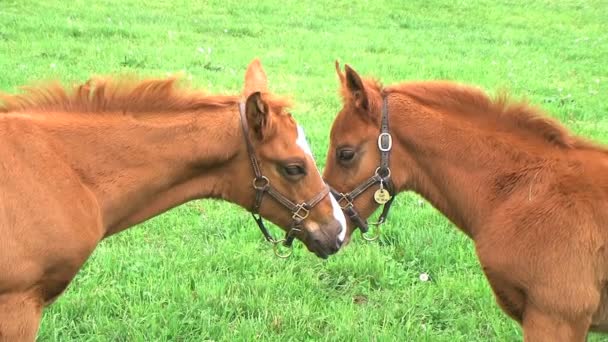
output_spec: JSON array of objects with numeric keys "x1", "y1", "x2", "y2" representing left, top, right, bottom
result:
[{"x1": 374, "y1": 188, "x2": 392, "y2": 204}]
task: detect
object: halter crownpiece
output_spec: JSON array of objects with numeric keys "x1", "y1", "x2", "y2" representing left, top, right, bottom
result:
[
  {"x1": 238, "y1": 102, "x2": 330, "y2": 257},
  {"x1": 330, "y1": 95, "x2": 396, "y2": 241}
]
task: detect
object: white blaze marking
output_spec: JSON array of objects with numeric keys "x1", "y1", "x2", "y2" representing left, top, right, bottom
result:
[
  {"x1": 295, "y1": 125, "x2": 347, "y2": 242},
  {"x1": 331, "y1": 194, "x2": 347, "y2": 242}
]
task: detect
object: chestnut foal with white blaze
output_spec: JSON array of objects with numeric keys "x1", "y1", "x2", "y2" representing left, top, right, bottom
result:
[
  {"x1": 324, "y1": 62, "x2": 608, "y2": 341},
  {"x1": 0, "y1": 59, "x2": 345, "y2": 341}
]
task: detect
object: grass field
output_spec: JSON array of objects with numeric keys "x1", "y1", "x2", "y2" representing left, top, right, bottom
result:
[{"x1": 1, "y1": 0, "x2": 607, "y2": 340}]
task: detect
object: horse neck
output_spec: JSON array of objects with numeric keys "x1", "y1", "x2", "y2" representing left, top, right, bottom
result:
[
  {"x1": 390, "y1": 96, "x2": 522, "y2": 238},
  {"x1": 38, "y1": 107, "x2": 243, "y2": 236}
]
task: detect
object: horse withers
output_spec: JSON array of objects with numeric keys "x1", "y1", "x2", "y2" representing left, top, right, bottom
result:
[
  {"x1": 0, "y1": 59, "x2": 346, "y2": 341},
  {"x1": 323, "y1": 61, "x2": 608, "y2": 341}
]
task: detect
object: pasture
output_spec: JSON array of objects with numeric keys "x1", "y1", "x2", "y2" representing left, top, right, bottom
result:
[{"x1": 1, "y1": 0, "x2": 607, "y2": 340}]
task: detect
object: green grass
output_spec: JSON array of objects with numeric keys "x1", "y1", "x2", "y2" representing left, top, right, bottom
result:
[{"x1": 1, "y1": 0, "x2": 607, "y2": 340}]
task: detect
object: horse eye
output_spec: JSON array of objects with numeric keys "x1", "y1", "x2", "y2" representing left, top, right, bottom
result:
[
  {"x1": 337, "y1": 149, "x2": 355, "y2": 162},
  {"x1": 284, "y1": 164, "x2": 306, "y2": 176}
]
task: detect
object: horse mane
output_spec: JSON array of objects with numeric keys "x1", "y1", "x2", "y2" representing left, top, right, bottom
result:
[
  {"x1": 383, "y1": 80, "x2": 606, "y2": 152},
  {"x1": 0, "y1": 76, "x2": 291, "y2": 115}
]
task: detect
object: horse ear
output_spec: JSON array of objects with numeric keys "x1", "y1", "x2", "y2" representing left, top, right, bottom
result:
[
  {"x1": 344, "y1": 64, "x2": 368, "y2": 110},
  {"x1": 245, "y1": 91, "x2": 269, "y2": 140},
  {"x1": 243, "y1": 58, "x2": 269, "y2": 97},
  {"x1": 335, "y1": 60, "x2": 345, "y2": 85}
]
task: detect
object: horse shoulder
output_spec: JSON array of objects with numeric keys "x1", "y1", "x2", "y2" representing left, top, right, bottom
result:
[{"x1": 0, "y1": 116, "x2": 103, "y2": 303}]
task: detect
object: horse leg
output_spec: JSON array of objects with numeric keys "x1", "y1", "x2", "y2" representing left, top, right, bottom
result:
[
  {"x1": 0, "y1": 293, "x2": 43, "y2": 342},
  {"x1": 522, "y1": 306, "x2": 591, "y2": 342}
]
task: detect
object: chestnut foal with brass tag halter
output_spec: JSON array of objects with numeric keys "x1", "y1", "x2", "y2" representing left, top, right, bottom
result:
[
  {"x1": 239, "y1": 102, "x2": 330, "y2": 257},
  {"x1": 330, "y1": 96, "x2": 395, "y2": 241}
]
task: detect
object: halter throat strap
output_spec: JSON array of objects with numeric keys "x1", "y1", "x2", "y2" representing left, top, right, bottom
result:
[
  {"x1": 331, "y1": 95, "x2": 395, "y2": 234},
  {"x1": 378, "y1": 96, "x2": 391, "y2": 175}
]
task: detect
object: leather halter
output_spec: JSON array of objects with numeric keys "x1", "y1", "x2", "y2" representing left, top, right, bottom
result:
[
  {"x1": 330, "y1": 96, "x2": 395, "y2": 241},
  {"x1": 238, "y1": 102, "x2": 330, "y2": 257}
]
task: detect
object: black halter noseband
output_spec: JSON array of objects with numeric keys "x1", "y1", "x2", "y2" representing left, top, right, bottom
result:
[
  {"x1": 238, "y1": 102, "x2": 330, "y2": 257},
  {"x1": 330, "y1": 96, "x2": 395, "y2": 241}
]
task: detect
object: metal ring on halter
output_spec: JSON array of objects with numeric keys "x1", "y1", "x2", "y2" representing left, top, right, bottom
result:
[
  {"x1": 272, "y1": 239, "x2": 293, "y2": 258},
  {"x1": 362, "y1": 222, "x2": 381, "y2": 241},
  {"x1": 252, "y1": 176, "x2": 270, "y2": 191},
  {"x1": 374, "y1": 167, "x2": 391, "y2": 179},
  {"x1": 378, "y1": 132, "x2": 392, "y2": 152}
]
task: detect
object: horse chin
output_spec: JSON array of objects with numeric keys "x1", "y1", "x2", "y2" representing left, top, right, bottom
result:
[
  {"x1": 301, "y1": 235, "x2": 340, "y2": 259},
  {"x1": 313, "y1": 250, "x2": 330, "y2": 259},
  {"x1": 302, "y1": 240, "x2": 335, "y2": 259}
]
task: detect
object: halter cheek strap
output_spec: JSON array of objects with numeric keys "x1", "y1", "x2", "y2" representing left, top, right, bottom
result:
[
  {"x1": 330, "y1": 96, "x2": 396, "y2": 240},
  {"x1": 238, "y1": 102, "x2": 330, "y2": 257}
]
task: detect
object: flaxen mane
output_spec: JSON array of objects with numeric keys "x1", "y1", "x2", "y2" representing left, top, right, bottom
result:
[
  {"x1": 0, "y1": 76, "x2": 291, "y2": 115},
  {"x1": 384, "y1": 81, "x2": 606, "y2": 152}
]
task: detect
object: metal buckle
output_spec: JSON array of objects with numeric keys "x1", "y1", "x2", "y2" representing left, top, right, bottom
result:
[
  {"x1": 335, "y1": 193, "x2": 353, "y2": 209},
  {"x1": 252, "y1": 176, "x2": 270, "y2": 191},
  {"x1": 287, "y1": 226, "x2": 302, "y2": 240},
  {"x1": 374, "y1": 167, "x2": 391, "y2": 178},
  {"x1": 292, "y1": 204, "x2": 310, "y2": 221},
  {"x1": 378, "y1": 132, "x2": 392, "y2": 152}
]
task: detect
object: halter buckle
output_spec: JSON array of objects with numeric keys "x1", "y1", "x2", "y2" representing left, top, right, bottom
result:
[
  {"x1": 378, "y1": 132, "x2": 393, "y2": 152},
  {"x1": 287, "y1": 226, "x2": 302, "y2": 240},
  {"x1": 252, "y1": 176, "x2": 270, "y2": 191},
  {"x1": 335, "y1": 193, "x2": 354, "y2": 209},
  {"x1": 292, "y1": 204, "x2": 310, "y2": 221}
]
